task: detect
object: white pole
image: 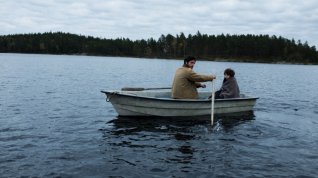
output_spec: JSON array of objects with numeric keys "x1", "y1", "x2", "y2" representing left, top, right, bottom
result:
[{"x1": 211, "y1": 80, "x2": 215, "y2": 125}]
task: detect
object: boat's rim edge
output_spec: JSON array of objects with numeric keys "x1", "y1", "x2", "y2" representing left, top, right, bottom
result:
[{"x1": 100, "y1": 90, "x2": 259, "y2": 102}]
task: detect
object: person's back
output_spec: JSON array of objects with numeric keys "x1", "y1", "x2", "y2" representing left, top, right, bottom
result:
[
  {"x1": 171, "y1": 67, "x2": 202, "y2": 99},
  {"x1": 171, "y1": 56, "x2": 215, "y2": 99}
]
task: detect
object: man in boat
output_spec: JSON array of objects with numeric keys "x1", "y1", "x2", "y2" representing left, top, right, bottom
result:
[{"x1": 171, "y1": 56, "x2": 216, "y2": 99}]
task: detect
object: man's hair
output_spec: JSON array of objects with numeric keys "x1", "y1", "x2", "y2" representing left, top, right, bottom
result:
[
  {"x1": 183, "y1": 56, "x2": 196, "y2": 65},
  {"x1": 224, "y1": 68, "x2": 235, "y2": 77}
]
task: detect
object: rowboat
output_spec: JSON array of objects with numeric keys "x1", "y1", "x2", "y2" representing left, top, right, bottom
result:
[{"x1": 101, "y1": 89, "x2": 258, "y2": 117}]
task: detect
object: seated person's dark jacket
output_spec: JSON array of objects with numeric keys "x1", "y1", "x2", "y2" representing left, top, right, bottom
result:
[{"x1": 213, "y1": 77, "x2": 240, "y2": 99}]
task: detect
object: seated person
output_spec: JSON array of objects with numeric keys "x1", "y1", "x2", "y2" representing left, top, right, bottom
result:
[
  {"x1": 211, "y1": 68, "x2": 240, "y2": 99},
  {"x1": 171, "y1": 56, "x2": 216, "y2": 99}
]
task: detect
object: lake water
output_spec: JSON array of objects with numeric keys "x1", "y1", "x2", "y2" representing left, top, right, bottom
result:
[{"x1": 1, "y1": 53, "x2": 318, "y2": 178}]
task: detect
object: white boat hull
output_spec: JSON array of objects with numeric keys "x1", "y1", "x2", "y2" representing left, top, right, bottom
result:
[{"x1": 101, "y1": 90, "x2": 258, "y2": 117}]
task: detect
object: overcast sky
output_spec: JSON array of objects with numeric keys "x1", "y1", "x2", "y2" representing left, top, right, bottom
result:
[{"x1": 1, "y1": 0, "x2": 318, "y2": 47}]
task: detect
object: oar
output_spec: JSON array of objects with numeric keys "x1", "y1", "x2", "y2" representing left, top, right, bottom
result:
[
  {"x1": 211, "y1": 80, "x2": 215, "y2": 125},
  {"x1": 121, "y1": 87, "x2": 171, "y2": 91}
]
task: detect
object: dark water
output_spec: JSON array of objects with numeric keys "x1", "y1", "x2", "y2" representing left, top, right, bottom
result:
[{"x1": 1, "y1": 53, "x2": 318, "y2": 178}]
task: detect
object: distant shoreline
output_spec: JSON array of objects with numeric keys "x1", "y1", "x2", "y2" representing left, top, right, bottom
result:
[
  {"x1": 1, "y1": 32, "x2": 317, "y2": 65},
  {"x1": 1, "y1": 52, "x2": 316, "y2": 65}
]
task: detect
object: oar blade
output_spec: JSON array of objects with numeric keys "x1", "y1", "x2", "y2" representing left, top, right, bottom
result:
[
  {"x1": 121, "y1": 87, "x2": 144, "y2": 91},
  {"x1": 121, "y1": 87, "x2": 171, "y2": 91}
]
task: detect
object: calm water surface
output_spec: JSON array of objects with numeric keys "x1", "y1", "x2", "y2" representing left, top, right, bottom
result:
[{"x1": 1, "y1": 53, "x2": 318, "y2": 178}]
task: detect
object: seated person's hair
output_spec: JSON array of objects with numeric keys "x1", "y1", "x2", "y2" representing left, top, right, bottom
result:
[
  {"x1": 184, "y1": 56, "x2": 196, "y2": 64},
  {"x1": 224, "y1": 68, "x2": 235, "y2": 77}
]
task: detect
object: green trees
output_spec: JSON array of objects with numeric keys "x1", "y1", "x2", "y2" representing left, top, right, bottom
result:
[{"x1": 0, "y1": 31, "x2": 317, "y2": 64}]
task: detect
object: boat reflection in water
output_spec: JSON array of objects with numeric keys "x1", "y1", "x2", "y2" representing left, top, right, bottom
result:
[
  {"x1": 106, "y1": 110, "x2": 255, "y2": 134},
  {"x1": 101, "y1": 111, "x2": 256, "y2": 165}
]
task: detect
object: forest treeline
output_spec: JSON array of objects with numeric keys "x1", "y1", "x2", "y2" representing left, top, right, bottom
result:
[{"x1": 0, "y1": 31, "x2": 317, "y2": 64}]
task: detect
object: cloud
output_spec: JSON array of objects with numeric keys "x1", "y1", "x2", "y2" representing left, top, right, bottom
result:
[{"x1": 0, "y1": 0, "x2": 317, "y2": 47}]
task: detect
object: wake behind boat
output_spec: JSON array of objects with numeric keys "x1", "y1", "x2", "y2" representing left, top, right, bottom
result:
[{"x1": 101, "y1": 89, "x2": 258, "y2": 117}]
